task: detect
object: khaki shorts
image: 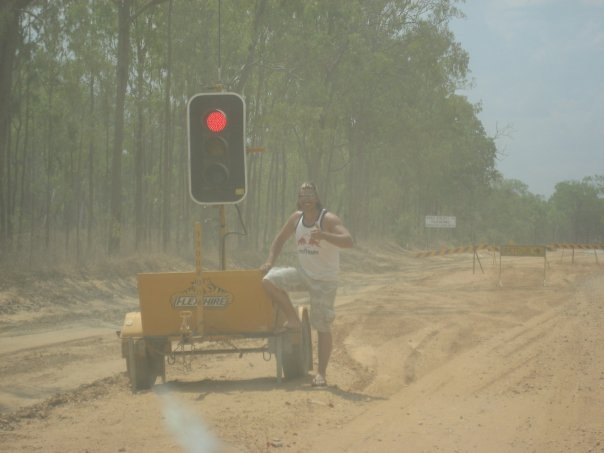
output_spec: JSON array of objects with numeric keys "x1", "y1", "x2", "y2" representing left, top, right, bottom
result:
[{"x1": 263, "y1": 267, "x2": 338, "y2": 333}]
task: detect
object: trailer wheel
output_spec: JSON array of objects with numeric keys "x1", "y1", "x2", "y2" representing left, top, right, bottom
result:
[
  {"x1": 126, "y1": 338, "x2": 155, "y2": 391},
  {"x1": 147, "y1": 338, "x2": 167, "y2": 384},
  {"x1": 150, "y1": 350, "x2": 166, "y2": 384},
  {"x1": 282, "y1": 308, "x2": 312, "y2": 379}
]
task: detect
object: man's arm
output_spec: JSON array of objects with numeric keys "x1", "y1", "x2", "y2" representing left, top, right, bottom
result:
[
  {"x1": 311, "y1": 212, "x2": 353, "y2": 249},
  {"x1": 260, "y1": 211, "x2": 301, "y2": 273}
]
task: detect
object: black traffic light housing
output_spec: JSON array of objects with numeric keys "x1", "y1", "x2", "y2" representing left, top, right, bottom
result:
[{"x1": 187, "y1": 92, "x2": 247, "y2": 204}]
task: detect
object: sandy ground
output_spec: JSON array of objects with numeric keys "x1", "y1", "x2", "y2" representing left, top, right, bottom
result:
[{"x1": 0, "y1": 245, "x2": 603, "y2": 452}]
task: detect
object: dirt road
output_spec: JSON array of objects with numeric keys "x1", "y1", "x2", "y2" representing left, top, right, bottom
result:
[{"x1": 1, "y1": 246, "x2": 603, "y2": 452}]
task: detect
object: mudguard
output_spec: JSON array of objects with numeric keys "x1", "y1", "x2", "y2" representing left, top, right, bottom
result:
[{"x1": 120, "y1": 312, "x2": 143, "y2": 338}]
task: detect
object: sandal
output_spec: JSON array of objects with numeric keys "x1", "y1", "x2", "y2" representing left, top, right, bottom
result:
[{"x1": 312, "y1": 374, "x2": 327, "y2": 387}]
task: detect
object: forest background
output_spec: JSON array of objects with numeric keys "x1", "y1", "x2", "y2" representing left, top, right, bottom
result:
[{"x1": 1, "y1": 0, "x2": 603, "y2": 271}]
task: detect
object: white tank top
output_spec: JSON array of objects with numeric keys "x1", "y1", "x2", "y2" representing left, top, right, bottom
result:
[{"x1": 295, "y1": 209, "x2": 339, "y2": 281}]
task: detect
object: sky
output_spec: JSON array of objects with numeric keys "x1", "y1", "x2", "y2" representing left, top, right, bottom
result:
[{"x1": 450, "y1": 0, "x2": 604, "y2": 197}]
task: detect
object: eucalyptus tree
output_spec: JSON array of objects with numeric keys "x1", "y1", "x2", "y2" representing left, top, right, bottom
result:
[
  {"x1": 0, "y1": 0, "x2": 34, "y2": 252},
  {"x1": 62, "y1": 0, "x2": 117, "y2": 259},
  {"x1": 159, "y1": 0, "x2": 173, "y2": 252},
  {"x1": 317, "y1": 1, "x2": 479, "y2": 238},
  {"x1": 107, "y1": 0, "x2": 167, "y2": 255},
  {"x1": 549, "y1": 178, "x2": 604, "y2": 243},
  {"x1": 32, "y1": 2, "x2": 66, "y2": 251}
]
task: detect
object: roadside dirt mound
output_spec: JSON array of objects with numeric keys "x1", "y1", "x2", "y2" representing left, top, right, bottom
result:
[{"x1": 0, "y1": 253, "x2": 197, "y2": 335}]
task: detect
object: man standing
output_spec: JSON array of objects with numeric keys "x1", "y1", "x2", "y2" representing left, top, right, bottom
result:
[{"x1": 261, "y1": 182, "x2": 353, "y2": 387}]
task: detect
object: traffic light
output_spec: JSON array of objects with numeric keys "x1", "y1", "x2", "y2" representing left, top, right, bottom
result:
[{"x1": 187, "y1": 92, "x2": 247, "y2": 204}]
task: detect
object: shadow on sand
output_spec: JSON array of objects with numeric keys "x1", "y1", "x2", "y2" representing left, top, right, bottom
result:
[{"x1": 153, "y1": 375, "x2": 384, "y2": 403}]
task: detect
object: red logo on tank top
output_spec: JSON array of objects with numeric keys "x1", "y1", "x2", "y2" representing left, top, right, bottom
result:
[{"x1": 308, "y1": 237, "x2": 321, "y2": 247}]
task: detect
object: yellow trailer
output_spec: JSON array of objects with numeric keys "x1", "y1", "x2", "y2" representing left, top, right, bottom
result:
[{"x1": 118, "y1": 225, "x2": 312, "y2": 391}]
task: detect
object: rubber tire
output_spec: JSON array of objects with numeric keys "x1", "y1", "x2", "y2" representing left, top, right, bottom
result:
[
  {"x1": 146, "y1": 338, "x2": 168, "y2": 384},
  {"x1": 126, "y1": 339, "x2": 155, "y2": 391},
  {"x1": 282, "y1": 311, "x2": 312, "y2": 379}
]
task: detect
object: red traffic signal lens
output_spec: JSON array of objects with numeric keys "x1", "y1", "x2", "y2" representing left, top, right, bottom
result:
[{"x1": 205, "y1": 110, "x2": 227, "y2": 133}]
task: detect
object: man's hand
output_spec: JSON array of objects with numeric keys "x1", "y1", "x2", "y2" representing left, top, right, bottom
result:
[{"x1": 310, "y1": 228, "x2": 323, "y2": 243}]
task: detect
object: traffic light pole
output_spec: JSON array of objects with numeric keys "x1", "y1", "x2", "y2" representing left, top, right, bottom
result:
[
  {"x1": 219, "y1": 205, "x2": 227, "y2": 270},
  {"x1": 194, "y1": 221, "x2": 204, "y2": 337}
]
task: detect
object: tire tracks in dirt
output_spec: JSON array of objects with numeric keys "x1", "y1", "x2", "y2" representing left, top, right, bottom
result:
[{"x1": 310, "y1": 270, "x2": 604, "y2": 452}]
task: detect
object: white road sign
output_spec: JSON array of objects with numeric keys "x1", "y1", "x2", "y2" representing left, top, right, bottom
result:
[{"x1": 425, "y1": 215, "x2": 456, "y2": 229}]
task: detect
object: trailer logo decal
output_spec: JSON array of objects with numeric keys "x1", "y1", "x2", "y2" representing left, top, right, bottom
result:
[
  {"x1": 203, "y1": 294, "x2": 231, "y2": 307},
  {"x1": 171, "y1": 280, "x2": 233, "y2": 309},
  {"x1": 171, "y1": 295, "x2": 198, "y2": 308}
]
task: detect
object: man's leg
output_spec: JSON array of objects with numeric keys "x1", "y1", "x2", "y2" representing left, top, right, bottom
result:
[
  {"x1": 309, "y1": 279, "x2": 337, "y2": 381},
  {"x1": 261, "y1": 278, "x2": 301, "y2": 328},
  {"x1": 317, "y1": 331, "x2": 332, "y2": 378}
]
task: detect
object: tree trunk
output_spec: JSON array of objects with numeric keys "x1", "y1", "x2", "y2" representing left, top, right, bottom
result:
[
  {"x1": 17, "y1": 69, "x2": 32, "y2": 251},
  {"x1": 44, "y1": 82, "x2": 55, "y2": 249},
  {"x1": 347, "y1": 124, "x2": 364, "y2": 237},
  {"x1": 161, "y1": 0, "x2": 173, "y2": 252},
  {"x1": 0, "y1": 0, "x2": 32, "y2": 254},
  {"x1": 87, "y1": 73, "x2": 95, "y2": 251},
  {"x1": 108, "y1": 0, "x2": 132, "y2": 255},
  {"x1": 233, "y1": 0, "x2": 267, "y2": 93},
  {"x1": 75, "y1": 131, "x2": 83, "y2": 264},
  {"x1": 134, "y1": 26, "x2": 146, "y2": 251}
]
